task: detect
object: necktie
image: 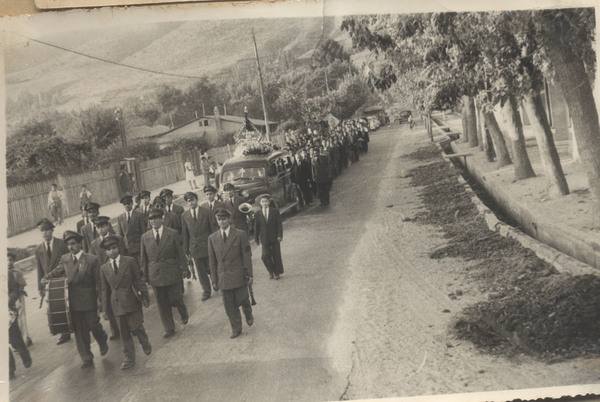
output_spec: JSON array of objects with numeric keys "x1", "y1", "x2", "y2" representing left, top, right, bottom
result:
[
  {"x1": 93, "y1": 225, "x2": 98, "y2": 237},
  {"x1": 264, "y1": 208, "x2": 268, "y2": 221},
  {"x1": 168, "y1": 206, "x2": 172, "y2": 213},
  {"x1": 193, "y1": 208, "x2": 197, "y2": 222},
  {"x1": 222, "y1": 231, "x2": 227, "y2": 243},
  {"x1": 46, "y1": 242, "x2": 52, "y2": 258},
  {"x1": 72, "y1": 255, "x2": 77, "y2": 264},
  {"x1": 127, "y1": 212, "x2": 130, "y2": 222},
  {"x1": 155, "y1": 230, "x2": 160, "y2": 245},
  {"x1": 209, "y1": 202, "x2": 213, "y2": 210},
  {"x1": 113, "y1": 260, "x2": 118, "y2": 275}
]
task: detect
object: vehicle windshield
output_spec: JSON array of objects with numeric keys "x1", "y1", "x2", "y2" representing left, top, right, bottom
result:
[{"x1": 222, "y1": 166, "x2": 266, "y2": 182}]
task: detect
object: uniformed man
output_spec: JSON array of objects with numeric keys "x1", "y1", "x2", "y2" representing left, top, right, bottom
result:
[
  {"x1": 153, "y1": 196, "x2": 182, "y2": 235},
  {"x1": 140, "y1": 208, "x2": 190, "y2": 338},
  {"x1": 208, "y1": 208, "x2": 254, "y2": 339},
  {"x1": 254, "y1": 194, "x2": 284, "y2": 280},
  {"x1": 200, "y1": 185, "x2": 223, "y2": 228},
  {"x1": 137, "y1": 191, "x2": 152, "y2": 223},
  {"x1": 160, "y1": 189, "x2": 185, "y2": 219},
  {"x1": 221, "y1": 183, "x2": 248, "y2": 234},
  {"x1": 35, "y1": 218, "x2": 71, "y2": 345},
  {"x1": 116, "y1": 195, "x2": 146, "y2": 265},
  {"x1": 44, "y1": 231, "x2": 109, "y2": 369},
  {"x1": 99, "y1": 235, "x2": 152, "y2": 370},
  {"x1": 312, "y1": 147, "x2": 331, "y2": 206},
  {"x1": 81, "y1": 202, "x2": 115, "y2": 253}
]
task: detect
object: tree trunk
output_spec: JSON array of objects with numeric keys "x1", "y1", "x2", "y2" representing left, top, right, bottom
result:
[
  {"x1": 570, "y1": 120, "x2": 580, "y2": 163},
  {"x1": 499, "y1": 95, "x2": 536, "y2": 180},
  {"x1": 461, "y1": 96, "x2": 469, "y2": 143},
  {"x1": 466, "y1": 96, "x2": 478, "y2": 147},
  {"x1": 483, "y1": 110, "x2": 512, "y2": 168},
  {"x1": 545, "y1": 34, "x2": 600, "y2": 203},
  {"x1": 476, "y1": 102, "x2": 485, "y2": 152},
  {"x1": 427, "y1": 113, "x2": 433, "y2": 142},
  {"x1": 522, "y1": 90, "x2": 569, "y2": 196}
]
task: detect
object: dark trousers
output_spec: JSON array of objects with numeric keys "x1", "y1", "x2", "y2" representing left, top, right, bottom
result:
[
  {"x1": 317, "y1": 181, "x2": 331, "y2": 205},
  {"x1": 105, "y1": 288, "x2": 120, "y2": 337},
  {"x1": 298, "y1": 181, "x2": 313, "y2": 204},
  {"x1": 71, "y1": 310, "x2": 108, "y2": 362},
  {"x1": 117, "y1": 310, "x2": 150, "y2": 363},
  {"x1": 193, "y1": 257, "x2": 212, "y2": 297},
  {"x1": 222, "y1": 286, "x2": 252, "y2": 334},
  {"x1": 153, "y1": 284, "x2": 188, "y2": 332},
  {"x1": 261, "y1": 242, "x2": 284, "y2": 275},
  {"x1": 9, "y1": 319, "x2": 31, "y2": 374}
]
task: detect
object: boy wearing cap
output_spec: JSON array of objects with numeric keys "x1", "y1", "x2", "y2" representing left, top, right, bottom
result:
[
  {"x1": 208, "y1": 208, "x2": 254, "y2": 339},
  {"x1": 160, "y1": 189, "x2": 184, "y2": 219},
  {"x1": 44, "y1": 230, "x2": 109, "y2": 369},
  {"x1": 254, "y1": 194, "x2": 284, "y2": 280},
  {"x1": 90, "y1": 216, "x2": 128, "y2": 340},
  {"x1": 117, "y1": 195, "x2": 146, "y2": 265},
  {"x1": 141, "y1": 208, "x2": 190, "y2": 338},
  {"x1": 100, "y1": 235, "x2": 152, "y2": 370},
  {"x1": 35, "y1": 218, "x2": 71, "y2": 345},
  {"x1": 182, "y1": 191, "x2": 216, "y2": 299}
]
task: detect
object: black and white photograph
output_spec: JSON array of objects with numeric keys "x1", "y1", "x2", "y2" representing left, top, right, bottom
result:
[{"x1": 2, "y1": 0, "x2": 600, "y2": 400}]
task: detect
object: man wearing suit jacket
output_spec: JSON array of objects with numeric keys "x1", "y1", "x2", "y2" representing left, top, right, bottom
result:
[
  {"x1": 141, "y1": 208, "x2": 191, "y2": 338},
  {"x1": 117, "y1": 195, "x2": 146, "y2": 265},
  {"x1": 35, "y1": 218, "x2": 72, "y2": 345},
  {"x1": 44, "y1": 231, "x2": 109, "y2": 369},
  {"x1": 76, "y1": 210, "x2": 91, "y2": 235},
  {"x1": 182, "y1": 191, "x2": 216, "y2": 300},
  {"x1": 200, "y1": 185, "x2": 224, "y2": 228},
  {"x1": 153, "y1": 196, "x2": 182, "y2": 236},
  {"x1": 254, "y1": 194, "x2": 285, "y2": 280},
  {"x1": 90, "y1": 216, "x2": 128, "y2": 340},
  {"x1": 312, "y1": 147, "x2": 332, "y2": 207},
  {"x1": 137, "y1": 191, "x2": 152, "y2": 226},
  {"x1": 81, "y1": 202, "x2": 115, "y2": 253},
  {"x1": 160, "y1": 189, "x2": 185, "y2": 219},
  {"x1": 100, "y1": 235, "x2": 151, "y2": 370},
  {"x1": 208, "y1": 208, "x2": 254, "y2": 339},
  {"x1": 221, "y1": 183, "x2": 248, "y2": 234}
]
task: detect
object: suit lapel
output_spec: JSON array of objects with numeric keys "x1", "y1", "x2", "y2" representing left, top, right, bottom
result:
[
  {"x1": 157, "y1": 227, "x2": 168, "y2": 254},
  {"x1": 223, "y1": 229, "x2": 235, "y2": 256},
  {"x1": 115, "y1": 259, "x2": 127, "y2": 288},
  {"x1": 103, "y1": 262, "x2": 118, "y2": 288}
]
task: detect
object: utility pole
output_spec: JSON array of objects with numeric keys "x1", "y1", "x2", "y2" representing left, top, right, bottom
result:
[
  {"x1": 251, "y1": 28, "x2": 271, "y2": 142},
  {"x1": 114, "y1": 107, "x2": 129, "y2": 156}
]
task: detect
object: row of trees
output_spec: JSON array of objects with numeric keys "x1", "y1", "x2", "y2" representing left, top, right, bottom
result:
[{"x1": 342, "y1": 8, "x2": 600, "y2": 203}]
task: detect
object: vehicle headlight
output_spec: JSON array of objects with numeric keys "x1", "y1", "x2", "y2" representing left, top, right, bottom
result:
[{"x1": 241, "y1": 190, "x2": 250, "y2": 198}]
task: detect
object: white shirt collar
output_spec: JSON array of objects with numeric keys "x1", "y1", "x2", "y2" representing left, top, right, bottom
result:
[
  {"x1": 154, "y1": 226, "x2": 164, "y2": 236},
  {"x1": 73, "y1": 250, "x2": 84, "y2": 260},
  {"x1": 111, "y1": 255, "x2": 121, "y2": 265}
]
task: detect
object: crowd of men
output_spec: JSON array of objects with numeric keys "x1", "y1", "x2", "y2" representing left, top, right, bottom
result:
[{"x1": 8, "y1": 117, "x2": 373, "y2": 379}]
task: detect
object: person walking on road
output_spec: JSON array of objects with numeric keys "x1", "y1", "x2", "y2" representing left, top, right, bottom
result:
[
  {"x1": 48, "y1": 183, "x2": 65, "y2": 225},
  {"x1": 201, "y1": 154, "x2": 212, "y2": 187},
  {"x1": 140, "y1": 208, "x2": 191, "y2": 338},
  {"x1": 81, "y1": 202, "x2": 115, "y2": 253},
  {"x1": 160, "y1": 188, "x2": 185, "y2": 219},
  {"x1": 43, "y1": 230, "x2": 109, "y2": 369},
  {"x1": 208, "y1": 208, "x2": 254, "y2": 339},
  {"x1": 254, "y1": 194, "x2": 284, "y2": 280},
  {"x1": 222, "y1": 183, "x2": 249, "y2": 234},
  {"x1": 117, "y1": 195, "x2": 146, "y2": 266},
  {"x1": 99, "y1": 235, "x2": 152, "y2": 370},
  {"x1": 184, "y1": 159, "x2": 199, "y2": 190},
  {"x1": 35, "y1": 218, "x2": 71, "y2": 345},
  {"x1": 79, "y1": 185, "x2": 92, "y2": 212},
  {"x1": 9, "y1": 251, "x2": 32, "y2": 380},
  {"x1": 8, "y1": 252, "x2": 32, "y2": 346},
  {"x1": 312, "y1": 148, "x2": 331, "y2": 207}
]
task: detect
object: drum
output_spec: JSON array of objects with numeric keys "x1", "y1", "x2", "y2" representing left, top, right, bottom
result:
[{"x1": 46, "y1": 278, "x2": 73, "y2": 335}]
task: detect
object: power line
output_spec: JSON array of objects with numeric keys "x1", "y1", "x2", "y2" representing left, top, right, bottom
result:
[{"x1": 14, "y1": 33, "x2": 205, "y2": 80}]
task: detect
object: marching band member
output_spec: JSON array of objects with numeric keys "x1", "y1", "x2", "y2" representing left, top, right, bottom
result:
[{"x1": 253, "y1": 194, "x2": 284, "y2": 280}]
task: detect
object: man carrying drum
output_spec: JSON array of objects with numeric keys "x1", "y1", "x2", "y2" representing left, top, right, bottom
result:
[{"x1": 43, "y1": 230, "x2": 109, "y2": 369}]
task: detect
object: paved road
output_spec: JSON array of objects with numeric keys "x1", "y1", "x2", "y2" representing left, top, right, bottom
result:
[{"x1": 9, "y1": 124, "x2": 400, "y2": 401}]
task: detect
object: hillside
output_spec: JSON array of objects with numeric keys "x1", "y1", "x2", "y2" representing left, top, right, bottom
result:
[{"x1": 4, "y1": 16, "x2": 347, "y2": 135}]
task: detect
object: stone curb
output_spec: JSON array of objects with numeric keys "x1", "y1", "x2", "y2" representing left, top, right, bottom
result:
[{"x1": 434, "y1": 142, "x2": 599, "y2": 277}]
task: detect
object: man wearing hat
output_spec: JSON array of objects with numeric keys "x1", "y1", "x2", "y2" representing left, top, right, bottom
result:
[
  {"x1": 254, "y1": 194, "x2": 285, "y2": 280},
  {"x1": 44, "y1": 230, "x2": 109, "y2": 368},
  {"x1": 311, "y1": 147, "x2": 332, "y2": 207},
  {"x1": 141, "y1": 208, "x2": 190, "y2": 338},
  {"x1": 90, "y1": 216, "x2": 128, "y2": 340},
  {"x1": 136, "y1": 191, "x2": 152, "y2": 223},
  {"x1": 35, "y1": 218, "x2": 71, "y2": 345},
  {"x1": 100, "y1": 235, "x2": 152, "y2": 370},
  {"x1": 81, "y1": 202, "x2": 115, "y2": 253},
  {"x1": 182, "y1": 191, "x2": 216, "y2": 299},
  {"x1": 117, "y1": 195, "x2": 147, "y2": 266},
  {"x1": 208, "y1": 208, "x2": 254, "y2": 339},
  {"x1": 221, "y1": 183, "x2": 249, "y2": 234},
  {"x1": 200, "y1": 185, "x2": 223, "y2": 228},
  {"x1": 153, "y1": 196, "x2": 182, "y2": 235},
  {"x1": 160, "y1": 189, "x2": 184, "y2": 219}
]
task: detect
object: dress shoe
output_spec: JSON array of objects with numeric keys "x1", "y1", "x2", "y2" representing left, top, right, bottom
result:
[
  {"x1": 245, "y1": 314, "x2": 254, "y2": 326},
  {"x1": 120, "y1": 361, "x2": 135, "y2": 370},
  {"x1": 99, "y1": 342, "x2": 109, "y2": 356},
  {"x1": 230, "y1": 331, "x2": 242, "y2": 339},
  {"x1": 26, "y1": 337, "x2": 32, "y2": 347},
  {"x1": 274, "y1": 274, "x2": 280, "y2": 280},
  {"x1": 181, "y1": 315, "x2": 189, "y2": 325},
  {"x1": 269, "y1": 273, "x2": 274, "y2": 279},
  {"x1": 80, "y1": 360, "x2": 94, "y2": 369},
  {"x1": 57, "y1": 335, "x2": 71, "y2": 345},
  {"x1": 163, "y1": 330, "x2": 175, "y2": 338},
  {"x1": 201, "y1": 294, "x2": 210, "y2": 301},
  {"x1": 142, "y1": 343, "x2": 152, "y2": 356},
  {"x1": 109, "y1": 333, "x2": 120, "y2": 341}
]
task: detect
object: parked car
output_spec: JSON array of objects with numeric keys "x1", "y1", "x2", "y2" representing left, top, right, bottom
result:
[
  {"x1": 219, "y1": 149, "x2": 303, "y2": 217},
  {"x1": 397, "y1": 110, "x2": 412, "y2": 124}
]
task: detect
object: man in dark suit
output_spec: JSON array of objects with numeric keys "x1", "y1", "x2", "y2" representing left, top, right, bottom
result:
[
  {"x1": 153, "y1": 196, "x2": 182, "y2": 236},
  {"x1": 100, "y1": 235, "x2": 151, "y2": 370},
  {"x1": 137, "y1": 191, "x2": 152, "y2": 225},
  {"x1": 81, "y1": 202, "x2": 115, "y2": 253},
  {"x1": 160, "y1": 189, "x2": 185, "y2": 219},
  {"x1": 76, "y1": 210, "x2": 91, "y2": 235},
  {"x1": 200, "y1": 185, "x2": 224, "y2": 228},
  {"x1": 254, "y1": 194, "x2": 284, "y2": 280},
  {"x1": 44, "y1": 231, "x2": 109, "y2": 369},
  {"x1": 312, "y1": 147, "x2": 332, "y2": 207},
  {"x1": 90, "y1": 216, "x2": 128, "y2": 340},
  {"x1": 9, "y1": 251, "x2": 32, "y2": 380},
  {"x1": 296, "y1": 149, "x2": 313, "y2": 205},
  {"x1": 182, "y1": 191, "x2": 216, "y2": 299},
  {"x1": 141, "y1": 208, "x2": 191, "y2": 338},
  {"x1": 35, "y1": 218, "x2": 71, "y2": 345},
  {"x1": 117, "y1": 195, "x2": 147, "y2": 265},
  {"x1": 208, "y1": 208, "x2": 254, "y2": 339},
  {"x1": 221, "y1": 183, "x2": 248, "y2": 234}
]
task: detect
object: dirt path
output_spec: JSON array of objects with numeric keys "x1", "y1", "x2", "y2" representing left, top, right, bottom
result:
[{"x1": 333, "y1": 125, "x2": 600, "y2": 399}]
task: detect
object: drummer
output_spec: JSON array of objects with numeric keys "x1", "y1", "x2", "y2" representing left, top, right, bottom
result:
[{"x1": 44, "y1": 230, "x2": 109, "y2": 369}]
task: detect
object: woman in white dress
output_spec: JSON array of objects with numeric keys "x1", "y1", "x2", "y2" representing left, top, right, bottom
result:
[{"x1": 184, "y1": 160, "x2": 199, "y2": 190}]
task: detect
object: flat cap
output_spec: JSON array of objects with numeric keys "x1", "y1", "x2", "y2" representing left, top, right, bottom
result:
[
  {"x1": 203, "y1": 185, "x2": 217, "y2": 194},
  {"x1": 84, "y1": 202, "x2": 100, "y2": 212},
  {"x1": 159, "y1": 189, "x2": 174, "y2": 197},
  {"x1": 183, "y1": 191, "x2": 198, "y2": 201},
  {"x1": 100, "y1": 235, "x2": 121, "y2": 250},
  {"x1": 63, "y1": 230, "x2": 83, "y2": 243},
  {"x1": 257, "y1": 193, "x2": 271, "y2": 201},
  {"x1": 139, "y1": 190, "x2": 151, "y2": 199},
  {"x1": 153, "y1": 196, "x2": 166, "y2": 207},
  {"x1": 222, "y1": 183, "x2": 235, "y2": 192},
  {"x1": 148, "y1": 208, "x2": 164, "y2": 219},
  {"x1": 37, "y1": 218, "x2": 55, "y2": 230},
  {"x1": 120, "y1": 195, "x2": 133, "y2": 204},
  {"x1": 93, "y1": 216, "x2": 111, "y2": 226},
  {"x1": 214, "y1": 207, "x2": 231, "y2": 218}
]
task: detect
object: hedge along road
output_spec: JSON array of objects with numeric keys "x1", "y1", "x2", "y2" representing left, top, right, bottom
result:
[{"x1": 9, "y1": 123, "x2": 598, "y2": 401}]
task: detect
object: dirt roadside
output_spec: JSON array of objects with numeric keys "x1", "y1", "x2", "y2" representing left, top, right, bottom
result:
[{"x1": 331, "y1": 125, "x2": 600, "y2": 400}]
